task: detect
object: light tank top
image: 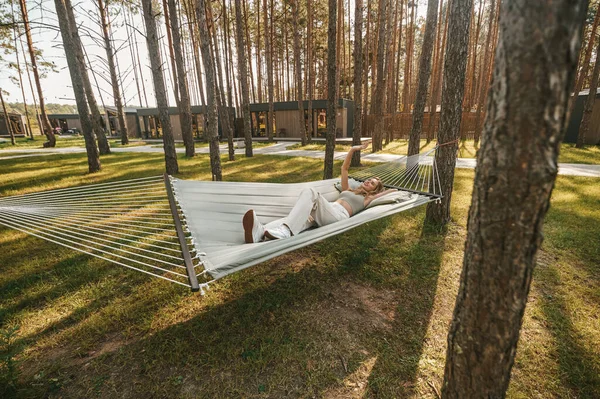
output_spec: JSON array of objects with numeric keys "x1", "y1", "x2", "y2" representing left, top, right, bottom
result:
[{"x1": 338, "y1": 191, "x2": 366, "y2": 215}]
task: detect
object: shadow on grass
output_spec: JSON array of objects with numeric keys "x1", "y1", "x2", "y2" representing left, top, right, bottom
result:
[
  {"x1": 364, "y1": 222, "x2": 447, "y2": 397},
  {"x1": 538, "y1": 264, "x2": 600, "y2": 398}
]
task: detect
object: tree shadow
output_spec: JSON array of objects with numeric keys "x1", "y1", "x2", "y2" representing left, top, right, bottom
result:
[
  {"x1": 364, "y1": 223, "x2": 447, "y2": 397},
  {"x1": 537, "y1": 263, "x2": 600, "y2": 398}
]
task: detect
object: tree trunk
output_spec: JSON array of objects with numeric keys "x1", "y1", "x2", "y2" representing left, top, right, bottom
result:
[
  {"x1": 324, "y1": 0, "x2": 338, "y2": 180},
  {"x1": 351, "y1": 0, "x2": 364, "y2": 167},
  {"x1": 291, "y1": 0, "x2": 307, "y2": 145},
  {"x1": 306, "y1": 0, "x2": 314, "y2": 143},
  {"x1": 424, "y1": 0, "x2": 473, "y2": 227},
  {"x1": 569, "y1": 4, "x2": 600, "y2": 117},
  {"x1": 54, "y1": 0, "x2": 101, "y2": 173},
  {"x1": 167, "y1": 0, "x2": 195, "y2": 157},
  {"x1": 0, "y1": 90, "x2": 16, "y2": 145},
  {"x1": 474, "y1": 0, "x2": 497, "y2": 144},
  {"x1": 162, "y1": 0, "x2": 181, "y2": 106},
  {"x1": 408, "y1": 0, "x2": 439, "y2": 157},
  {"x1": 467, "y1": 0, "x2": 484, "y2": 110},
  {"x1": 235, "y1": 0, "x2": 253, "y2": 156},
  {"x1": 10, "y1": 2, "x2": 33, "y2": 140},
  {"x1": 402, "y1": 1, "x2": 415, "y2": 112},
  {"x1": 441, "y1": 1, "x2": 587, "y2": 397},
  {"x1": 577, "y1": 38, "x2": 600, "y2": 148},
  {"x1": 65, "y1": 0, "x2": 110, "y2": 155},
  {"x1": 427, "y1": 1, "x2": 450, "y2": 142},
  {"x1": 141, "y1": 0, "x2": 179, "y2": 175},
  {"x1": 371, "y1": 0, "x2": 388, "y2": 152},
  {"x1": 196, "y1": 0, "x2": 222, "y2": 180},
  {"x1": 101, "y1": 0, "x2": 130, "y2": 145},
  {"x1": 426, "y1": 0, "x2": 445, "y2": 143},
  {"x1": 18, "y1": 0, "x2": 55, "y2": 147},
  {"x1": 217, "y1": 0, "x2": 235, "y2": 160},
  {"x1": 265, "y1": 0, "x2": 275, "y2": 141}
]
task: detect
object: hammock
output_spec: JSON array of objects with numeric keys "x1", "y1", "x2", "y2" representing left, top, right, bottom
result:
[{"x1": 0, "y1": 148, "x2": 441, "y2": 293}]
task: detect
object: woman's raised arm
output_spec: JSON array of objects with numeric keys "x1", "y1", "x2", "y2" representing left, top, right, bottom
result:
[{"x1": 340, "y1": 141, "x2": 370, "y2": 191}]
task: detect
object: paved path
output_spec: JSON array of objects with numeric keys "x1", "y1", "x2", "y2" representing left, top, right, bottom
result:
[{"x1": 1, "y1": 142, "x2": 599, "y2": 177}]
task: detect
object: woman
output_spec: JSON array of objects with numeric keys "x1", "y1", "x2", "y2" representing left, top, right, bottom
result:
[{"x1": 243, "y1": 142, "x2": 397, "y2": 243}]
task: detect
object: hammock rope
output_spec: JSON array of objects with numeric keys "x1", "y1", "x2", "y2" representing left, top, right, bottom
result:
[{"x1": 0, "y1": 147, "x2": 443, "y2": 293}]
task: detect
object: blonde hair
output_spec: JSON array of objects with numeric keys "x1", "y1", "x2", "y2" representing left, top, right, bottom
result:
[{"x1": 351, "y1": 177, "x2": 385, "y2": 197}]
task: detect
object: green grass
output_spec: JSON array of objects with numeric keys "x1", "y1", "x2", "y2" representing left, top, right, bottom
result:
[
  {"x1": 0, "y1": 137, "x2": 150, "y2": 151},
  {"x1": 150, "y1": 141, "x2": 276, "y2": 149},
  {"x1": 289, "y1": 139, "x2": 600, "y2": 164},
  {"x1": 0, "y1": 152, "x2": 598, "y2": 398}
]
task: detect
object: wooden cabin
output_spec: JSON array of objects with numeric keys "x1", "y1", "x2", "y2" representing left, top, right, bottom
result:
[{"x1": 247, "y1": 99, "x2": 355, "y2": 139}]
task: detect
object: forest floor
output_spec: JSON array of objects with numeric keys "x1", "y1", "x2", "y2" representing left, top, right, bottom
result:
[{"x1": 0, "y1": 152, "x2": 598, "y2": 398}]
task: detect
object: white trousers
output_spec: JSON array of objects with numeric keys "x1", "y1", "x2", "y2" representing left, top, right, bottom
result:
[{"x1": 265, "y1": 188, "x2": 350, "y2": 235}]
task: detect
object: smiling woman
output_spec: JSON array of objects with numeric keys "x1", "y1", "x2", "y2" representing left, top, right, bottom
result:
[{"x1": 242, "y1": 142, "x2": 396, "y2": 243}]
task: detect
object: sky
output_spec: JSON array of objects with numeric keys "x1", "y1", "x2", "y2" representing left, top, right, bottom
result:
[{"x1": 1, "y1": 0, "x2": 427, "y2": 108}]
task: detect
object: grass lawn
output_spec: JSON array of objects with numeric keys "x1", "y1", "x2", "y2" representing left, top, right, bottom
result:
[
  {"x1": 0, "y1": 137, "x2": 151, "y2": 151},
  {"x1": 289, "y1": 139, "x2": 600, "y2": 164},
  {"x1": 0, "y1": 152, "x2": 598, "y2": 398},
  {"x1": 150, "y1": 141, "x2": 277, "y2": 149}
]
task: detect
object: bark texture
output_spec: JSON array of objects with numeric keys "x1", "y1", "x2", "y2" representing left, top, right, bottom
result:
[
  {"x1": 291, "y1": 0, "x2": 307, "y2": 145},
  {"x1": 265, "y1": 0, "x2": 274, "y2": 141},
  {"x1": 371, "y1": 0, "x2": 388, "y2": 152},
  {"x1": 98, "y1": 0, "x2": 129, "y2": 145},
  {"x1": 323, "y1": 0, "x2": 337, "y2": 179},
  {"x1": 141, "y1": 0, "x2": 178, "y2": 175},
  {"x1": 577, "y1": 37, "x2": 600, "y2": 148},
  {"x1": 54, "y1": 0, "x2": 101, "y2": 173},
  {"x1": 351, "y1": 0, "x2": 363, "y2": 167},
  {"x1": 196, "y1": 0, "x2": 222, "y2": 180},
  {"x1": 65, "y1": 0, "x2": 110, "y2": 155},
  {"x1": 168, "y1": 0, "x2": 195, "y2": 157},
  {"x1": 408, "y1": 0, "x2": 439, "y2": 157},
  {"x1": 235, "y1": 0, "x2": 253, "y2": 156},
  {"x1": 424, "y1": 0, "x2": 473, "y2": 226},
  {"x1": 18, "y1": 0, "x2": 55, "y2": 147},
  {"x1": 441, "y1": 1, "x2": 587, "y2": 397},
  {"x1": 0, "y1": 90, "x2": 16, "y2": 145}
]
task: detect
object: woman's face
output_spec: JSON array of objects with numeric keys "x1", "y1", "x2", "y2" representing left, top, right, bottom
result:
[{"x1": 362, "y1": 178, "x2": 381, "y2": 192}]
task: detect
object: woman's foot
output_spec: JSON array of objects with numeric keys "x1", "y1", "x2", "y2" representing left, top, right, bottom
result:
[
  {"x1": 264, "y1": 224, "x2": 292, "y2": 240},
  {"x1": 243, "y1": 210, "x2": 265, "y2": 243}
]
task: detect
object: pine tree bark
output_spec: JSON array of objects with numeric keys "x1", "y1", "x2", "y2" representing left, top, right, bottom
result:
[
  {"x1": 351, "y1": 0, "x2": 364, "y2": 167},
  {"x1": 18, "y1": 0, "x2": 55, "y2": 147},
  {"x1": 474, "y1": 0, "x2": 496, "y2": 144},
  {"x1": 306, "y1": 0, "x2": 314, "y2": 143},
  {"x1": 371, "y1": 0, "x2": 388, "y2": 152},
  {"x1": 168, "y1": 0, "x2": 195, "y2": 157},
  {"x1": 141, "y1": 0, "x2": 178, "y2": 175},
  {"x1": 577, "y1": 37, "x2": 600, "y2": 148},
  {"x1": 65, "y1": 0, "x2": 110, "y2": 155},
  {"x1": 162, "y1": 0, "x2": 180, "y2": 105},
  {"x1": 408, "y1": 0, "x2": 439, "y2": 157},
  {"x1": 217, "y1": 0, "x2": 235, "y2": 160},
  {"x1": 442, "y1": 1, "x2": 587, "y2": 396},
  {"x1": 101, "y1": 0, "x2": 129, "y2": 145},
  {"x1": 11, "y1": 3, "x2": 33, "y2": 139},
  {"x1": 265, "y1": 0, "x2": 275, "y2": 141},
  {"x1": 291, "y1": 0, "x2": 307, "y2": 145},
  {"x1": 235, "y1": 0, "x2": 253, "y2": 156},
  {"x1": 54, "y1": 0, "x2": 101, "y2": 173},
  {"x1": 196, "y1": 0, "x2": 222, "y2": 180},
  {"x1": 427, "y1": 1, "x2": 450, "y2": 142},
  {"x1": 570, "y1": 4, "x2": 600, "y2": 117},
  {"x1": 424, "y1": 0, "x2": 473, "y2": 227},
  {"x1": 324, "y1": 0, "x2": 338, "y2": 179}
]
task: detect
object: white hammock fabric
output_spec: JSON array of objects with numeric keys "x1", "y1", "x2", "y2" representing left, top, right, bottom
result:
[
  {"x1": 172, "y1": 178, "x2": 435, "y2": 284},
  {"x1": 0, "y1": 148, "x2": 441, "y2": 293}
]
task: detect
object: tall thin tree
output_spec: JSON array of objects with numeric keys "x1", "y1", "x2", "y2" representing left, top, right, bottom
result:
[
  {"x1": 168, "y1": 0, "x2": 195, "y2": 157},
  {"x1": 424, "y1": 0, "x2": 473, "y2": 226},
  {"x1": 442, "y1": 1, "x2": 587, "y2": 396},
  {"x1": 577, "y1": 38, "x2": 600, "y2": 148},
  {"x1": 351, "y1": 0, "x2": 364, "y2": 167},
  {"x1": 235, "y1": 0, "x2": 253, "y2": 156},
  {"x1": 141, "y1": 0, "x2": 179, "y2": 174},
  {"x1": 264, "y1": 0, "x2": 275, "y2": 141},
  {"x1": 196, "y1": 0, "x2": 222, "y2": 180},
  {"x1": 99, "y1": 0, "x2": 129, "y2": 145},
  {"x1": 408, "y1": 0, "x2": 439, "y2": 157},
  {"x1": 18, "y1": 0, "x2": 55, "y2": 147},
  {"x1": 323, "y1": 0, "x2": 338, "y2": 179},
  {"x1": 0, "y1": 89, "x2": 15, "y2": 145},
  {"x1": 291, "y1": 0, "x2": 307, "y2": 145},
  {"x1": 54, "y1": 0, "x2": 101, "y2": 173}
]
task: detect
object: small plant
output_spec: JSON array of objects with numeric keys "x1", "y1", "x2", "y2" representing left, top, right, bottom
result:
[{"x1": 0, "y1": 325, "x2": 21, "y2": 398}]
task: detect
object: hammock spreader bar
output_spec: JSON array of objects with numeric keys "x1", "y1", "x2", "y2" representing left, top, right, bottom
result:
[{"x1": 163, "y1": 174, "x2": 199, "y2": 292}]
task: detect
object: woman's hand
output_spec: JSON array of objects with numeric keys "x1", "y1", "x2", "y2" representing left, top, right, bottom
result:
[{"x1": 351, "y1": 141, "x2": 370, "y2": 151}]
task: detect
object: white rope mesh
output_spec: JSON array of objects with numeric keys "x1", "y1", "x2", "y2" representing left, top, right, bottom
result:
[
  {"x1": 0, "y1": 175, "x2": 205, "y2": 289},
  {"x1": 351, "y1": 147, "x2": 442, "y2": 198}
]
